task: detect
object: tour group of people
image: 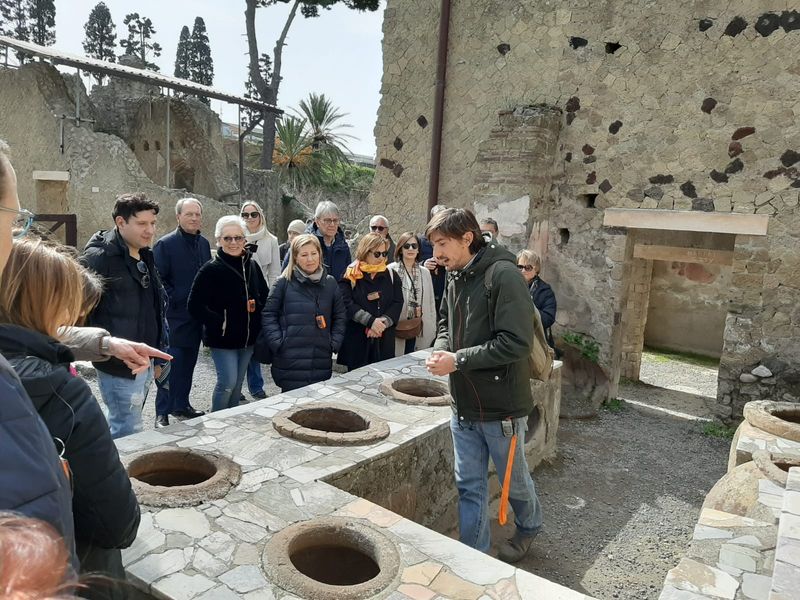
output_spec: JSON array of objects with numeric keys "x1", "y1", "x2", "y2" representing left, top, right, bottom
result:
[{"x1": 0, "y1": 135, "x2": 558, "y2": 598}]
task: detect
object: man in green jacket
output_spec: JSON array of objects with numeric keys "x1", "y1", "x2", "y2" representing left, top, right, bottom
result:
[{"x1": 425, "y1": 207, "x2": 542, "y2": 563}]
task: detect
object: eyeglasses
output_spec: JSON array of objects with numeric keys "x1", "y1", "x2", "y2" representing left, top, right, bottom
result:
[
  {"x1": 370, "y1": 225, "x2": 387, "y2": 232},
  {"x1": 240, "y1": 211, "x2": 260, "y2": 219},
  {"x1": 372, "y1": 251, "x2": 389, "y2": 259},
  {"x1": 0, "y1": 205, "x2": 35, "y2": 238},
  {"x1": 320, "y1": 218, "x2": 340, "y2": 226},
  {"x1": 222, "y1": 235, "x2": 245, "y2": 243},
  {"x1": 136, "y1": 260, "x2": 151, "y2": 288},
  {"x1": 517, "y1": 264, "x2": 535, "y2": 272},
  {"x1": 402, "y1": 243, "x2": 418, "y2": 250}
]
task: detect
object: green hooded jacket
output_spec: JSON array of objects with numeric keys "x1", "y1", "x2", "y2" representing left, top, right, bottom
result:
[{"x1": 433, "y1": 242, "x2": 534, "y2": 421}]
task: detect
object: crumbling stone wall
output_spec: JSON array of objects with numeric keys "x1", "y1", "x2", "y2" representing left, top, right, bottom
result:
[
  {"x1": 0, "y1": 62, "x2": 250, "y2": 246},
  {"x1": 370, "y1": 0, "x2": 800, "y2": 419}
]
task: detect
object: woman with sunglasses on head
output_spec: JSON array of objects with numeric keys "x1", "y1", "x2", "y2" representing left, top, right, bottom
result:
[
  {"x1": 0, "y1": 238, "x2": 140, "y2": 596},
  {"x1": 262, "y1": 234, "x2": 346, "y2": 392},
  {"x1": 388, "y1": 232, "x2": 437, "y2": 356},
  {"x1": 516, "y1": 249, "x2": 557, "y2": 349},
  {"x1": 188, "y1": 216, "x2": 268, "y2": 412},
  {"x1": 337, "y1": 232, "x2": 404, "y2": 371},
  {"x1": 240, "y1": 202, "x2": 280, "y2": 400}
]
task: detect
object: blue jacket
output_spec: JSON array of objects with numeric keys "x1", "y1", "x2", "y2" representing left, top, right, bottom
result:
[
  {"x1": 0, "y1": 352, "x2": 77, "y2": 569},
  {"x1": 81, "y1": 229, "x2": 169, "y2": 378},
  {"x1": 282, "y1": 222, "x2": 352, "y2": 281},
  {"x1": 262, "y1": 268, "x2": 346, "y2": 391},
  {"x1": 153, "y1": 228, "x2": 212, "y2": 348}
]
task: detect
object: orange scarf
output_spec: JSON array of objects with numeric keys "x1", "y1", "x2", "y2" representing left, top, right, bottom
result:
[{"x1": 343, "y1": 260, "x2": 386, "y2": 284}]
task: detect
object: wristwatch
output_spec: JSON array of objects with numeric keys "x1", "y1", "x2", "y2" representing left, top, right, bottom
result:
[{"x1": 100, "y1": 335, "x2": 111, "y2": 355}]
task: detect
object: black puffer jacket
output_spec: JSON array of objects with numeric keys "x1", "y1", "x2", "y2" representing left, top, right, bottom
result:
[
  {"x1": 81, "y1": 229, "x2": 169, "y2": 378},
  {"x1": 0, "y1": 351, "x2": 77, "y2": 569},
  {"x1": 188, "y1": 248, "x2": 268, "y2": 349},
  {"x1": 262, "y1": 268, "x2": 346, "y2": 391},
  {"x1": 337, "y1": 268, "x2": 404, "y2": 370},
  {"x1": 0, "y1": 325, "x2": 140, "y2": 573}
]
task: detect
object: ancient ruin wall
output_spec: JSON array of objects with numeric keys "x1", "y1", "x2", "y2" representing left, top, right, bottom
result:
[
  {"x1": 370, "y1": 0, "x2": 800, "y2": 418},
  {"x1": 0, "y1": 62, "x2": 264, "y2": 247}
]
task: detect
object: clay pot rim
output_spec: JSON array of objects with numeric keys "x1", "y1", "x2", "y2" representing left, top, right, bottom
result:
[
  {"x1": 744, "y1": 401, "x2": 800, "y2": 443},
  {"x1": 379, "y1": 376, "x2": 451, "y2": 406}
]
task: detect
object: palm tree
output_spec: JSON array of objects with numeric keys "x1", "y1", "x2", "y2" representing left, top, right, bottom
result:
[
  {"x1": 294, "y1": 92, "x2": 355, "y2": 165},
  {"x1": 272, "y1": 115, "x2": 319, "y2": 189}
]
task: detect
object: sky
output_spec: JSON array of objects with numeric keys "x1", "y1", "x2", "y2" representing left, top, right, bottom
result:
[{"x1": 53, "y1": 0, "x2": 385, "y2": 157}]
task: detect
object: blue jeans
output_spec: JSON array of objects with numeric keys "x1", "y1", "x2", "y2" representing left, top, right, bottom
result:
[
  {"x1": 155, "y1": 345, "x2": 201, "y2": 416},
  {"x1": 210, "y1": 347, "x2": 254, "y2": 412},
  {"x1": 246, "y1": 355, "x2": 264, "y2": 395},
  {"x1": 97, "y1": 367, "x2": 154, "y2": 439},
  {"x1": 450, "y1": 413, "x2": 543, "y2": 553}
]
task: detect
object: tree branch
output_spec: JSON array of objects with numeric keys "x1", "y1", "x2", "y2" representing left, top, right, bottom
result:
[
  {"x1": 245, "y1": 0, "x2": 269, "y2": 101},
  {"x1": 270, "y1": 0, "x2": 300, "y2": 101}
]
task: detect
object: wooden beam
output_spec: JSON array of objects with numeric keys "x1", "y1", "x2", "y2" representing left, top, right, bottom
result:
[
  {"x1": 633, "y1": 244, "x2": 734, "y2": 265},
  {"x1": 603, "y1": 208, "x2": 769, "y2": 236}
]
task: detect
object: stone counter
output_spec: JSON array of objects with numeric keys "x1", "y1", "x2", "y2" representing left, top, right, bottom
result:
[{"x1": 117, "y1": 351, "x2": 576, "y2": 599}]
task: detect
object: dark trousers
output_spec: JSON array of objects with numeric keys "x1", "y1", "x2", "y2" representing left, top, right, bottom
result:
[{"x1": 155, "y1": 344, "x2": 200, "y2": 416}]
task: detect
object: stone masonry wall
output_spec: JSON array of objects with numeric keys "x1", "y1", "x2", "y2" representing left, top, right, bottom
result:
[
  {"x1": 0, "y1": 62, "x2": 243, "y2": 247},
  {"x1": 370, "y1": 0, "x2": 800, "y2": 419}
]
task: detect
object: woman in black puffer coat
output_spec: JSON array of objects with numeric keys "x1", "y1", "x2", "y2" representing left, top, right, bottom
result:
[
  {"x1": 262, "y1": 234, "x2": 346, "y2": 392},
  {"x1": 0, "y1": 238, "x2": 139, "y2": 600}
]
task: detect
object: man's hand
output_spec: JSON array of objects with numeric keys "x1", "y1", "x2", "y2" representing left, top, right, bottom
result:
[
  {"x1": 106, "y1": 337, "x2": 172, "y2": 375},
  {"x1": 426, "y1": 350, "x2": 456, "y2": 376}
]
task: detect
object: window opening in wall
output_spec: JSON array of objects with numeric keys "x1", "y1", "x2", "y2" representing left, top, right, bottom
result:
[
  {"x1": 155, "y1": 141, "x2": 161, "y2": 151},
  {"x1": 579, "y1": 193, "x2": 598, "y2": 208},
  {"x1": 143, "y1": 141, "x2": 150, "y2": 151},
  {"x1": 605, "y1": 42, "x2": 622, "y2": 54},
  {"x1": 559, "y1": 228, "x2": 570, "y2": 246}
]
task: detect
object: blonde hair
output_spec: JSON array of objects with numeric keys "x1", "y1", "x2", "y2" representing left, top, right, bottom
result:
[
  {"x1": 0, "y1": 238, "x2": 86, "y2": 337},
  {"x1": 282, "y1": 234, "x2": 322, "y2": 280},
  {"x1": 355, "y1": 232, "x2": 389, "y2": 262},
  {"x1": 516, "y1": 249, "x2": 541, "y2": 274}
]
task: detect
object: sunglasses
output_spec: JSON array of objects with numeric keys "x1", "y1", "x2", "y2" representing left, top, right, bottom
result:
[
  {"x1": 370, "y1": 225, "x2": 387, "y2": 232},
  {"x1": 240, "y1": 211, "x2": 260, "y2": 219},
  {"x1": 402, "y1": 243, "x2": 418, "y2": 250},
  {"x1": 0, "y1": 205, "x2": 35, "y2": 239},
  {"x1": 136, "y1": 260, "x2": 151, "y2": 289},
  {"x1": 222, "y1": 235, "x2": 245, "y2": 243},
  {"x1": 517, "y1": 264, "x2": 535, "y2": 272},
  {"x1": 372, "y1": 251, "x2": 389, "y2": 258}
]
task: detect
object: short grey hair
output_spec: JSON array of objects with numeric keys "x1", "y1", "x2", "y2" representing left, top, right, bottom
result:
[
  {"x1": 314, "y1": 200, "x2": 340, "y2": 220},
  {"x1": 370, "y1": 214, "x2": 389, "y2": 228},
  {"x1": 214, "y1": 215, "x2": 247, "y2": 239},
  {"x1": 516, "y1": 249, "x2": 541, "y2": 273},
  {"x1": 175, "y1": 197, "x2": 202, "y2": 215},
  {"x1": 430, "y1": 204, "x2": 447, "y2": 217}
]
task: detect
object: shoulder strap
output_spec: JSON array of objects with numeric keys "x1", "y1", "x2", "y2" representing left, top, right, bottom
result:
[{"x1": 483, "y1": 262, "x2": 499, "y2": 332}]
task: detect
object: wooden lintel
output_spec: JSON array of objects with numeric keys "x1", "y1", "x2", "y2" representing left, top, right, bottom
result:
[
  {"x1": 633, "y1": 244, "x2": 734, "y2": 265},
  {"x1": 603, "y1": 208, "x2": 769, "y2": 236}
]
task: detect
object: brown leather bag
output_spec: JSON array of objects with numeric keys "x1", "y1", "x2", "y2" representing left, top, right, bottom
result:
[{"x1": 395, "y1": 317, "x2": 423, "y2": 339}]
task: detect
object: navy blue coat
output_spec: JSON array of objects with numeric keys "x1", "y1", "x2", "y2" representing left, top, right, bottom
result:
[
  {"x1": 81, "y1": 229, "x2": 169, "y2": 378},
  {"x1": 0, "y1": 325, "x2": 139, "y2": 575},
  {"x1": 530, "y1": 276, "x2": 556, "y2": 330},
  {"x1": 337, "y1": 269, "x2": 404, "y2": 370},
  {"x1": 262, "y1": 268, "x2": 346, "y2": 391},
  {"x1": 153, "y1": 228, "x2": 212, "y2": 348},
  {"x1": 0, "y1": 352, "x2": 77, "y2": 569},
  {"x1": 281, "y1": 223, "x2": 351, "y2": 281}
]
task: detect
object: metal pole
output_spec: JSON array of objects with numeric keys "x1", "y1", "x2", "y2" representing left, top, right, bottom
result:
[
  {"x1": 165, "y1": 88, "x2": 171, "y2": 188},
  {"x1": 427, "y1": 0, "x2": 452, "y2": 213},
  {"x1": 74, "y1": 69, "x2": 81, "y2": 125}
]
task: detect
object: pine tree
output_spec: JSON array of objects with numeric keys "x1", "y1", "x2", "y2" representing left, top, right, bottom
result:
[
  {"x1": 188, "y1": 16, "x2": 213, "y2": 104},
  {"x1": 241, "y1": 53, "x2": 271, "y2": 132},
  {"x1": 28, "y1": 0, "x2": 55, "y2": 46},
  {"x1": 0, "y1": 1, "x2": 14, "y2": 37},
  {"x1": 173, "y1": 25, "x2": 190, "y2": 80},
  {"x1": 0, "y1": 0, "x2": 31, "y2": 62},
  {"x1": 83, "y1": 2, "x2": 116, "y2": 82},
  {"x1": 119, "y1": 12, "x2": 162, "y2": 71}
]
